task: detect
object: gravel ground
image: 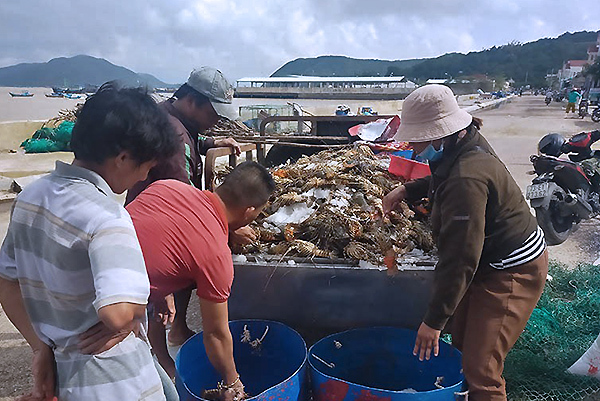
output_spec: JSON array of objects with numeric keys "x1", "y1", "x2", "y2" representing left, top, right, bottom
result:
[{"x1": 1, "y1": 95, "x2": 600, "y2": 400}]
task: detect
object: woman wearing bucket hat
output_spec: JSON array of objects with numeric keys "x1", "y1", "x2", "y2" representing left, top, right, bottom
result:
[{"x1": 383, "y1": 85, "x2": 548, "y2": 401}]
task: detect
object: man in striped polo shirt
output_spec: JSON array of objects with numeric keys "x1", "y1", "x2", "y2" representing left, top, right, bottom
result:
[{"x1": 0, "y1": 83, "x2": 178, "y2": 400}]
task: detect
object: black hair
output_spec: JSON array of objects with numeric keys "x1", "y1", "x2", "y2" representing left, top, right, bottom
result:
[
  {"x1": 70, "y1": 81, "x2": 178, "y2": 164},
  {"x1": 174, "y1": 83, "x2": 211, "y2": 107},
  {"x1": 216, "y1": 161, "x2": 276, "y2": 208},
  {"x1": 443, "y1": 116, "x2": 483, "y2": 150}
]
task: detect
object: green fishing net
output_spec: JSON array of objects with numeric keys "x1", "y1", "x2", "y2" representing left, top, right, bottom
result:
[{"x1": 503, "y1": 262, "x2": 600, "y2": 400}]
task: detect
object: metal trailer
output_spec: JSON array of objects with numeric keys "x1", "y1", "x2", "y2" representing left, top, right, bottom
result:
[{"x1": 228, "y1": 255, "x2": 436, "y2": 344}]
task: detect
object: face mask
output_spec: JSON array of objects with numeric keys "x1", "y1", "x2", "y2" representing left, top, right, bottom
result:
[{"x1": 416, "y1": 143, "x2": 444, "y2": 163}]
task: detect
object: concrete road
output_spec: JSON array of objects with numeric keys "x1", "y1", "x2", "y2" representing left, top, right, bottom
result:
[
  {"x1": 1, "y1": 95, "x2": 599, "y2": 399},
  {"x1": 475, "y1": 95, "x2": 600, "y2": 267}
]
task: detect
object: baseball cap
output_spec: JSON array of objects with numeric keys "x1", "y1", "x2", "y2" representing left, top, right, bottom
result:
[{"x1": 186, "y1": 67, "x2": 238, "y2": 120}]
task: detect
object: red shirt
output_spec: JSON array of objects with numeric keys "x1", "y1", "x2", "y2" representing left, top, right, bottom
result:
[{"x1": 126, "y1": 180, "x2": 232, "y2": 303}]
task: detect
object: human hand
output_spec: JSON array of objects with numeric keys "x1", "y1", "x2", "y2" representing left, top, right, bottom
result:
[
  {"x1": 152, "y1": 294, "x2": 176, "y2": 326},
  {"x1": 382, "y1": 185, "x2": 407, "y2": 216},
  {"x1": 220, "y1": 379, "x2": 247, "y2": 401},
  {"x1": 17, "y1": 344, "x2": 56, "y2": 401},
  {"x1": 214, "y1": 137, "x2": 242, "y2": 156},
  {"x1": 202, "y1": 378, "x2": 247, "y2": 401},
  {"x1": 229, "y1": 226, "x2": 257, "y2": 246},
  {"x1": 78, "y1": 320, "x2": 138, "y2": 354},
  {"x1": 413, "y1": 322, "x2": 441, "y2": 361}
]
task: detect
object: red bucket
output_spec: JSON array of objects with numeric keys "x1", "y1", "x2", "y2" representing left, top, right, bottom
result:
[{"x1": 389, "y1": 155, "x2": 431, "y2": 181}]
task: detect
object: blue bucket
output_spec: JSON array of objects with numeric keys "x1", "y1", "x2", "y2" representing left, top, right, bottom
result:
[
  {"x1": 309, "y1": 327, "x2": 463, "y2": 401},
  {"x1": 175, "y1": 320, "x2": 307, "y2": 401}
]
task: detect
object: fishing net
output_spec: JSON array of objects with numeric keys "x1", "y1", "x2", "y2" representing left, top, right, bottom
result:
[
  {"x1": 503, "y1": 262, "x2": 600, "y2": 400},
  {"x1": 21, "y1": 121, "x2": 74, "y2": 153}
]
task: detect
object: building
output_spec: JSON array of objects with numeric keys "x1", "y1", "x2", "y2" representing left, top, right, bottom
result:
[
  {"x1": 235, "y1": 76, "x2": 417, "y2": 99},
  {"x1": 425, "y1": 79, "x2": 449, "y2": 85},
  {"x1": 558, "y1": 33, "x2": 600, "y2": 89},
  {"x1": 588, "y1": 32, "x2": 600, "y2": 64},
  {"x1": 558, "y1": 60, "x2": 589, "y2": 83}
]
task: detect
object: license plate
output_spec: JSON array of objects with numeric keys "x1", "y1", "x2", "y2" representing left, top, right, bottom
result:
[{"x1": 526, "y1": 182, "x2": 549, "y2": 199}]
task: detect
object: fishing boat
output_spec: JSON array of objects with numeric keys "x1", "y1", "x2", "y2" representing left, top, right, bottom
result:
[
  {"x1": 63, "y1": 93, "x2": 83, "y2": 99},
  {"x1": 45, "y1": 92, "x2": 63, "y2": 98},
  {"x1": 9, "y1": 91, "x2": 34, "y2": 97}
]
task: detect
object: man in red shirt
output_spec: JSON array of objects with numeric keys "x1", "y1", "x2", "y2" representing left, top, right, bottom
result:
[{"x1": 126, "y1": 161, "x2": 275, "y2": 398}]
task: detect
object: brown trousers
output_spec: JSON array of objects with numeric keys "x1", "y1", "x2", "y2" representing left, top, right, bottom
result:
[{"x1": 450, "y1": 250, "x2": 548, "y2": 401}]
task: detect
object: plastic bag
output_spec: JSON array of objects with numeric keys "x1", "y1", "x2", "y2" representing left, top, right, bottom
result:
[{"x1": 567, "y1": 333, "x2": 600, "y2": 378}]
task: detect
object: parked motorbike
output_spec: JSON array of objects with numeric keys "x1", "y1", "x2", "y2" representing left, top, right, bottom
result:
[
  {"x1": 592, "y1": 107, "x2": 600, "y2": 123},
  {"x1": 578, "y1": 98, "x2": 589, "y2": 118},
  {"x1": 527, "y1": 130, "x2": 600, "y2": 245}
]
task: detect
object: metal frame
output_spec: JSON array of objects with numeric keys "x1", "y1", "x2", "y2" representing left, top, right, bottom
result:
[{"x1": 204, "y1": 143, "x2": 257, "y2": 190}]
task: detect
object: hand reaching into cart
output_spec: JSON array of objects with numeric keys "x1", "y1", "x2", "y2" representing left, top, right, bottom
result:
[{"x1": 383, "y1": 185, "x2": 407, "y2": 216}]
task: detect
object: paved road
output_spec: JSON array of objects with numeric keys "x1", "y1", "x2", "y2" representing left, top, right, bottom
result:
[
  {"x1": 1, "y1": 95, "x2": 599, "y2": 400},
  {"x1": 474, "y1": 95, "x2": 600, "y2": 267}
]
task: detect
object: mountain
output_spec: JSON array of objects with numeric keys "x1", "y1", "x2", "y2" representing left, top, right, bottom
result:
[
  {"x1": 272, "y1": 31, "x2": 599, "y2": 87},
  {"x1": 0, "y1": 55, "x2": 172, "y2": 89},
  {"x1": 272, "y1": 55, "x2": 423, "y2": 77}
]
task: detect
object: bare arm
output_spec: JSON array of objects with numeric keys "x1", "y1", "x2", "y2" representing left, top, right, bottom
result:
[
  {"x1": 199, "y1": 298, "x2": 239, "y2": 384},
  {"x1": 0, "y1": 277, "x2": 55, "y2": 400},
  {"x1": 97, "y1": 302, "x2": 146, "y2": 332},
  {"x1": 0, "y1": 277, "x2": 46, "y2": 350}
]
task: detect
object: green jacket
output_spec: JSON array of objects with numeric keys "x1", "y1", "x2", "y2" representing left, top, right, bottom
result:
[{"x1": 404, "y1": 129, "x2": 538, "y2": 330}]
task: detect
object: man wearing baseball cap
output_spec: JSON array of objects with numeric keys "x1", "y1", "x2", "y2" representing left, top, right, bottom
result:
[
  {"x1": 126, "y1": 66, "x2": 241, "y2": 203},
  {"x1": 125, "y1": 67, "x2": 257, "y2": 353}
]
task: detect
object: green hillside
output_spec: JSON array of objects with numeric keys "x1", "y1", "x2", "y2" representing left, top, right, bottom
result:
[
  {"x1": 0, "y1": 55, "x2": 171, "y2": 89},
  {"x1": 272, "y1": 31, "x2": 599, "y2": 87},
  {"x1": 272, "y1": 55, "x2": 423, "y2": 77}
]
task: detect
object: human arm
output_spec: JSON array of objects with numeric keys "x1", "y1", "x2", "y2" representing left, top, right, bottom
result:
[
  {"x1": 403, "y1": 176, "x2": 431, "y2": 202},
  {"x1": 229, "y1": 226, "x2": 257, "y2": 246},
  {"x1": 199, "y1": 298, "x2": 244, "y2": 390},
  {"x1": 383, "y1": 176, "x2": 431, "y2": 215},
  {"x1": 84, "y1": 216, "x2": 151, "y2": 350},
  {"x1": 213, "y1": 137, "x2": 242, "y2": 156},
  {"x1": 0, "y1": 278, "x2": 55, "y2": 400},
  {"x1": 423, "y1": 177, "x2": 488, "y2": 330}
]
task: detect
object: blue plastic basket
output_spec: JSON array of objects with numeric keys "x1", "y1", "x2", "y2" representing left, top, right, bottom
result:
[
  {"x1": 309, "y1": 327, "x2": 463, "y2": 400},
  {"x1": 175, "y1": 320, "x2": 307, "y2": 401}
]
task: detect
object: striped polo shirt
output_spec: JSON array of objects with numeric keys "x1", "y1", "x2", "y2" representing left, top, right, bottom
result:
[{"x1": 0, "y1": 162, "x2": 164, "y2": 401}]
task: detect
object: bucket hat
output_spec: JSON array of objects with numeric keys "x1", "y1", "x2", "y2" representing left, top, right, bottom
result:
[
  {"x1": 394, "y1": 84, "x2": 472, "y2": 142},
  {"x1": 186, "y1": 67, "x2": 238, "y2": 120}
]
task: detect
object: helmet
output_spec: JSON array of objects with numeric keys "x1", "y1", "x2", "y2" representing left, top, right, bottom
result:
[{"x1": 538, "y1": 133, "x2": 566, "y2": 156}]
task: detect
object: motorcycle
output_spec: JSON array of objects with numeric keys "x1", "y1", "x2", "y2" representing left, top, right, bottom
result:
[
  {"x1": 545, "y1": 95, "x2": 552, "y2": 106},
  {"x1": 592, "y1": 107, "x2": 600, "y2": 123},
  {"x1": 579, "y1": 98, "x2": 589, "y2": 118},
  {"x1": 527, "y1": 130, "x2": 600, "y2": 245}
]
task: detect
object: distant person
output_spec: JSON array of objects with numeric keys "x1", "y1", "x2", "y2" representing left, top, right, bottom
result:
[
  {"x1": 566, "y1": 88, "x2": 582, "y2": 115},
  {"x1": 0, "y1": 82, "x2": 179, "y2": 400},
  {"x1": 125, "y1": 67, "x2": 256, "y2": 350},
  {"x1": 126, "y1": 162, "x2": 276, "y2": 398}
]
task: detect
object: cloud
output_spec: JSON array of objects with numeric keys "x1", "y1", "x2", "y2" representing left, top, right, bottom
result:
[{"x1": 0, "y1": 0, "x2": 598, "y2": 84}]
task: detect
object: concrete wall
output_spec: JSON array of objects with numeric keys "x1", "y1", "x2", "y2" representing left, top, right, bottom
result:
[{"x1": 0, "y1": 121, "x2": 44, "y2": 151}]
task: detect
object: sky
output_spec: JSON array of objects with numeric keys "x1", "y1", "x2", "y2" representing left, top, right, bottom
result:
[{"x1": 1, "y1": 1, "x2": 599, "y2": 84}]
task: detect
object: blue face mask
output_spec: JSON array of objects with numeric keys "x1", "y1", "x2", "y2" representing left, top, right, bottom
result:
[{"x1": 416, "y1": 143, "x2": 444, "y2": 163}]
